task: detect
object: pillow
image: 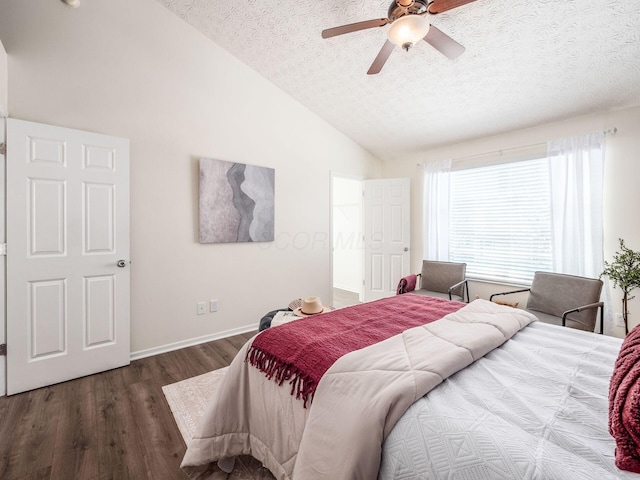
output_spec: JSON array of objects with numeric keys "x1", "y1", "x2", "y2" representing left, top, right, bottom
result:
[{"x1": 609, "y1": 324, "x2": 640, "y2": 473}]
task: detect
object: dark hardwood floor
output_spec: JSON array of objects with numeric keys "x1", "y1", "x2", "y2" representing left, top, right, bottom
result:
[{"x1": 0, "y1": 331, "x2": 256, "y2": 480}]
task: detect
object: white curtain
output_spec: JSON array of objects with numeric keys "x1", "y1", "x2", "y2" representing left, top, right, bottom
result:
[
  {"x1": 547, "y1": 132, "x2": 610, "y2": 332},
  {"x1": 547, "y1": 132, "x2": 605, "y2": 276},
  {"x1": 423, "y1": 159, "x2": 451, "y2": 261}
]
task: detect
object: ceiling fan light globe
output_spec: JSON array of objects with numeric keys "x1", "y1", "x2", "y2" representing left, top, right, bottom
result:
[{"x1": 387, "y1": 15, "x2": 430, "y2": 48}]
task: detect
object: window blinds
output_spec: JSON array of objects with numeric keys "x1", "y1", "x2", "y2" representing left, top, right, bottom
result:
[{"x1": 448, "y1": 157, "x2": 552, "y2": 284}]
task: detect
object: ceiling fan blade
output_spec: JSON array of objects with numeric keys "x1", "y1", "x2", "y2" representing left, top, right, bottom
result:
[
  {"x1": 427, "y1": 0, "x2": 477, "y2": 14},
  {"x1": 423, "y1": 25, "x2": 465, "y2": 59},
  {"x1": 367, "y1": 40, "x2": 395, "y2": 75},
  {"x1": 322, "y1": 18, "x2": 390, "y2": 39}
]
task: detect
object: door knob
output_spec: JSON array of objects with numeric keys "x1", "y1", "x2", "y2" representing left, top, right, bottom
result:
[
  {"x1": 404, "y1": 247, "x2": 409, "y2": 252},
  {"x1": 116, "y1": 259, "x2": 127, "y2": 268}
]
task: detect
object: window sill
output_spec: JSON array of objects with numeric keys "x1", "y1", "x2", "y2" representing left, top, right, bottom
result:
[{"x1": 466, "y1": 277, "x2": 532, "y2": 289}]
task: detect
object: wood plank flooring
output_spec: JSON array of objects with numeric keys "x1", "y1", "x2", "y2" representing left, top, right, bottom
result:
[{"x1": 0, "y1": 331, "x2": 256, "y2": 480}]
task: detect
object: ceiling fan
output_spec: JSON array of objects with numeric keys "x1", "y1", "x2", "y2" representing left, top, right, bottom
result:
[{"x1": 321, "y1": 0, "x2": 476, "y2": 74}]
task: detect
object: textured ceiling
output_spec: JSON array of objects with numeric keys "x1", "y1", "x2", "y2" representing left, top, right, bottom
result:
[{"x1": 156, "y1": 0, "x2": 640, "y2": 161}]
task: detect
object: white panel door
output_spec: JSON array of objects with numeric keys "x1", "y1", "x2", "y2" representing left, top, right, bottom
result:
[
  {"x1": 363, "y1": 178, "x2": 410, "y2": 302},
  {"x1": 6, "y1": 118, "x2": 130, "y2": 395},
  {"x1": 0, "y1": 118, "x2": 6, "y2": 396}
]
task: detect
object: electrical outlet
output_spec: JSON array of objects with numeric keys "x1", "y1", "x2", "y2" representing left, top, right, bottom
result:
[
  {"x1": 615, "y1": 313, "x2": 625, "y2": 328},
  {"x1": 197, "y1": 302, "x2": 206, "y2": 315},
  {"x1": 210, "y1": 299, "x2": 218, "y2": 313}
]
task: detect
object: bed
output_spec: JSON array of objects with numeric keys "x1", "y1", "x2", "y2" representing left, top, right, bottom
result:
[{"x1": 181, "y1": 295, "x2": 640, "y2": 480}]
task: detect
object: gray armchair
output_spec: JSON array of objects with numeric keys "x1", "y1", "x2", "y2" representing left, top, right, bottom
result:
[
  {"x1": 411, "y1": 260, "x2": 469, "y2": 302},
  {"x1": 490, "y1": 271, "x2": 604, "y2": 333}
]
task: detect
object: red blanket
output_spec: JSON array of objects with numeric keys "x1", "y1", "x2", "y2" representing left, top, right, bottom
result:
[
  {"x1": 610, "y1": 323, "x2": 640, "y2": 473},
  {"x1": 247, "y1": 295, "x2": 464, "y2": 407}
]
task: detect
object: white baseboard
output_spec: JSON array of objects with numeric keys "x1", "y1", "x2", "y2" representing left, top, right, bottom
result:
[{"x1": 129, "y1": 324, "x2": 258, "y2": 361}]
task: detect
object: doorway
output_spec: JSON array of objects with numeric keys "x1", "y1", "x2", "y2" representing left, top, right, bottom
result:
[{"x1": 331, "y1": 175, "x2": 363, "y2": 308}]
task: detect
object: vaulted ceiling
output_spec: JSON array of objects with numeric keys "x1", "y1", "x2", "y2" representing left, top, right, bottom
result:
[{"x1": 156, "y1": 0, "x2": 640, "y2": 160}]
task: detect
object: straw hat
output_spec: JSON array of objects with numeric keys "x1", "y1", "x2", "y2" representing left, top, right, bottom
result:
[{"x1": 293, "y1": 296, "x2": 330, "y2": 316}]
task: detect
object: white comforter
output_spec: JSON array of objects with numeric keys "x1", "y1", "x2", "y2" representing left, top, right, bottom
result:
[
  {"x1": 380, "y1": 321, "x2": 639, "y2": 479},
  {"x1": 181, "y1": 299, "x2": 535, "y2": 479}
]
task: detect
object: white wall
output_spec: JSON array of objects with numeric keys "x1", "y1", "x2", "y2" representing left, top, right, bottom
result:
[
  {"x1": 332, "y1": 176, "x2": 362, "y2": 293},
  {"x1": 383, "y1": 105, "x2": 640, "y2": 337},
  {"x1": 0, "y1": 0, "x2": 381, "y2": 355}
]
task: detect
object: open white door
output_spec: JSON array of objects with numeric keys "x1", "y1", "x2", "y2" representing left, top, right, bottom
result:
[
  {"x1": 0, "y1": 118, "x2": 6, "y2": 396},
  {"x1": 363, "y1": 178, "x2": 410, "y2": 302},
  {"x1": 6, "y1": 119, "x2": 130, "y2": 395}
]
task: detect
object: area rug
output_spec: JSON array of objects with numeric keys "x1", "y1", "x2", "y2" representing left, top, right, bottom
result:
[
  {"x1": 162, "y1": 367, "x2": 228, "y2": 445},
  {"x1": 162, "y1": 367, "x2": 276, "y2": 480}
]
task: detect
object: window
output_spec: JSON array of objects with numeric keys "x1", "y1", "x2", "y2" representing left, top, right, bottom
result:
[
  {"x1": 425, "y1": 132, "x2": 605, "y2": 286},
  {"x1": 448, "y1": 157, "x2": 552, "y2": 284}
]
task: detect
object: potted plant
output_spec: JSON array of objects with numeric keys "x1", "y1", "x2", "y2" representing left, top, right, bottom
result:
[{"x1": 601, "y1": 238, "x2": 640, "y2": 334}]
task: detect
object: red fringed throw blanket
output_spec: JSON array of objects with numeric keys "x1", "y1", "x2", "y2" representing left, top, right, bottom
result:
[{"x1": 246, "y1": 295, "x2": 464, "y2": 407}]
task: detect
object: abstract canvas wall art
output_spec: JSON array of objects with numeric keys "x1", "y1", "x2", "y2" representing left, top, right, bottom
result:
[{"x1": 199, "y1": 158, "x2": 275, "y2": 243}]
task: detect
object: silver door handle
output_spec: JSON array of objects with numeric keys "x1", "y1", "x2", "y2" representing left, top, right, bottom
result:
[
  {"x1": 117, "y1": 259, "x2": 127, "y2": 268},
  {"x1": 404, "y1": 247, "x2": 409, "y2": 252}
]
